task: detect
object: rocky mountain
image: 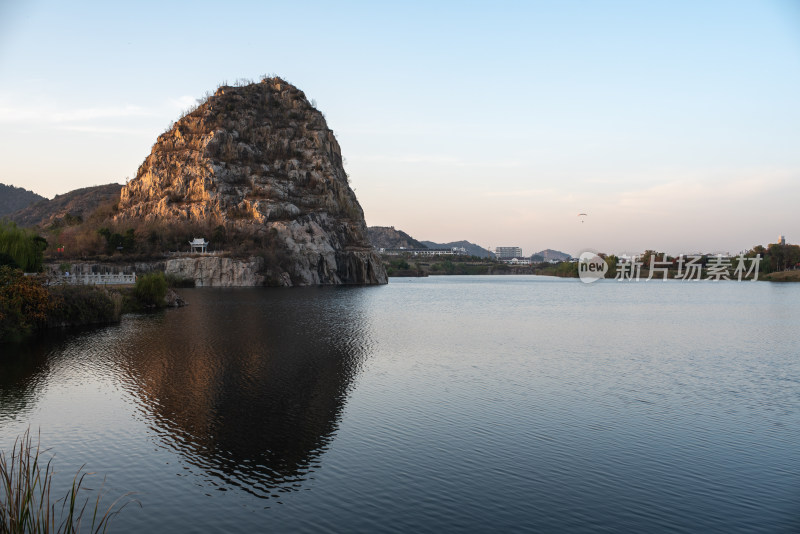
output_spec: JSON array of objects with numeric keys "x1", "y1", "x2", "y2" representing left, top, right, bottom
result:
[
  {"x1": 531, "y1": 249, "x2": 571, "y2": 262},
  {"x1": 421, "y1": 240, "x2": 494, "y2": 258},
  {"x1": 116, "y1": 77, "x2": 385, "y2": 286},
  {"x1": 0, "y1": 183, "x2": 46, "y2": 219},
  {"x1": 367, "y1": 226, "x2": 427, "y2": 250},
  {"x1": 8, "y1": 184, "x2": 122, "y2": 228}
]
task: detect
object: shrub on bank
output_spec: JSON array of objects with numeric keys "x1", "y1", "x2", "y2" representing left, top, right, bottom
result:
[
  {"x1": 47, "y1": 284, "x2": 122, "y2": 327},
  {"x1": 1, "y1": 266, "x2": 127, "y2": 343},
  {"x1": 0, "y1": 267, "x2": 189, "y2": 343},
  {"x1": 134, "y1": 272, "x2": 167, "y2": 306},
  {"x1": 0, "y1": 267, "x2": 51, "y2": 343},
  {"x1": 385, "y1": 258, "x2": 410, "y2": 276}
]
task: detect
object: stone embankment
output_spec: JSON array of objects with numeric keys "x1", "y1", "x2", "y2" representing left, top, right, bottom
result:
[{"x1": 46, "y1": 252, "x2": 386, "y2": 287}]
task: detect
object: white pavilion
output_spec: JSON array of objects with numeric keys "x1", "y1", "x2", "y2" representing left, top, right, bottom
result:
[{"x1": 189, "y1": 237, "x2": 209, "y2": 253}]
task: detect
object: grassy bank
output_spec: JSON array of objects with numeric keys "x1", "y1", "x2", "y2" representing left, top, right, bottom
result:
[{"x1": 761, "y1": 270, "x2": 800, "y2": 282}]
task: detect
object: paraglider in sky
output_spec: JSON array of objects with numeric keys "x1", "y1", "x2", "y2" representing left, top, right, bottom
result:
[{"x1": 578, "y1": 213, "x2": 588, "y2": 223}]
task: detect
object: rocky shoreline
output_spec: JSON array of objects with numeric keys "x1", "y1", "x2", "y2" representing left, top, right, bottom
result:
[{"x1": 47, "y1": 252, "x2": 387, "y2": 288}]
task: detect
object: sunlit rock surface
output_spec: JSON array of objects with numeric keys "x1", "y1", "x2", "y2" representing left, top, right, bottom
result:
[{"x1": 116, "y1": 77, "x2": 386, "y2": 286}]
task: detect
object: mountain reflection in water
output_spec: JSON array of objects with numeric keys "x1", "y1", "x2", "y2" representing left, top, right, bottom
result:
[
  {"x1": 0, "y1": 288, "x2": 373, "y2": 500},
  {"x1": 112, "y1": 288, "x2": 372, "y2": 496},
  {"x1": 0, "y1": 340, "x2": 52, "y2": 419},
  {"x1": 2, "y1": 278, "x2": 799, "y2": 532}
]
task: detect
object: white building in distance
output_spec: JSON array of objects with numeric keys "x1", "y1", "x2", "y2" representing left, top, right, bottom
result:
[{"x1": 495, "y1": 247, "x2": 523, "y2": 260}]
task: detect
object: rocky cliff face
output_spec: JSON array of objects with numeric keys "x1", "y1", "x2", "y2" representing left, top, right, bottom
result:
[
  {"x1": 116, "y1": 77, "x2": 386, "y2": 286},
  {"x1": 165, "y1": 257, "x2": 269, "y2": 287}
]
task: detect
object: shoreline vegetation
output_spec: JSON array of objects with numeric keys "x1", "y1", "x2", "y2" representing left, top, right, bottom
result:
[
  {"x1": 3, "y1": 209, "x2": 800, "y2": 342},
  {"x1": 0, "y1": 267, "x2": 189, "y2": 344},
  {"x1": 381, "y1": 243, "x2": 800, "y2": 282},
  {"x1": 2, "y1": 205, "x2": 195, "y2": 344},
  {"x1": 0, "y1": 428, "x2": 135, "y2": 532},
  {"x1": 760, "y1": 270, "x2": 800, "y2": 282}
]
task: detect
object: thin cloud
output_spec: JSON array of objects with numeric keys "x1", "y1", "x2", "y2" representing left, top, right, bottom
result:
[
  {"x1": 52, "y1": 105, "x2": 153, "y2": 122},
  {"x1": 0, "y1": 103, "x2": 155, "y2": 123},
  {"x1": 56, "y1": 124, "x2": 154, "y2": 135},
  {"x1": 169, "y1": 95, "x2": 198, "y2": 110},
  {"x1": 613, "y1": 171, "x2": 797, "y2": 212},
  {"x1": 353, "y1": 154, "x2": 525, "y2": 169},
  {"x1": 484, "y1": 188, "x2": 558, "y2": 198},
  {"x1": 355, "y1": 154, "x2": 463, "y2": 165}
]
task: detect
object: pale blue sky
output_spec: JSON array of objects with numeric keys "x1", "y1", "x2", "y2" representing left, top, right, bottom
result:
[{"x1": 1, "y1": 0, "x2": 799, "y2": 255}]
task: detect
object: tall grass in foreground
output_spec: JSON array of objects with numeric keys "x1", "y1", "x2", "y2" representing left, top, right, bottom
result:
[{"x1": 0, "y1": 429, "x2": 136, "y2": 533}]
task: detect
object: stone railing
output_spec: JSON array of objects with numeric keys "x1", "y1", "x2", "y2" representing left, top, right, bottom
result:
[
  {"x1": 60, "y1": 273, "x2": 136, "y2": 285},
  {"x1": 165, "y1": 250, "x2": 224, "y2": 257}
]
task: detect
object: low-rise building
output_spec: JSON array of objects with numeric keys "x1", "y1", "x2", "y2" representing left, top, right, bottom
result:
[
  {"x1": 495, "y1": 247, "x2": 523, "y2": 260},
  {"x1": 380, "y1": 248, "x2": 456, "y2": 256}
]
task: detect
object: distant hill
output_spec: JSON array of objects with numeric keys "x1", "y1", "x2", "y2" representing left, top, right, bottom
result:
[
  {"x1": 8, "y1": 183, "x2": 122, "y2": 228},
  {"x1": 421, "y1": 240, "x2": 494, "y2": 258},
  {"x1": 368, "y1": 226, "x2": 428, "y2": 250},
  {"x1": 531, "y1": 249, "x2": 571, "y2": 262},
  {"x1": 367, "y1": 225, "x2": 494, "y2": 258},
  {"x1": 0, "y1": 183, "x2": 46, "y2": 218}
]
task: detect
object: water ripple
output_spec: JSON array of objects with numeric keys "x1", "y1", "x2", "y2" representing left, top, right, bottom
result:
[{"x1": 0, "y1": 279, "x2": 798, "y2": 532}]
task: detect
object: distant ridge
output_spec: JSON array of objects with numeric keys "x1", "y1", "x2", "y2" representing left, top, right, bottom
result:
[
  {"x1": 421, "y1": 240, "x2": 494, "y2": 258},
  {"x1": 531, "y1": 249, "x2": 571, "y2": 261},
  {"x1": 0, "y1": 183, "x2": 46, "y2": 218},
  {"x1": 367, "y1": 226, "x2": 494, "y2": 258},
  {"x1": 367, "y1": 226, "x2": 428, "y2": 250},
  {"x1": 8, "y1": 183, "x2": 122, "y2": 228}
]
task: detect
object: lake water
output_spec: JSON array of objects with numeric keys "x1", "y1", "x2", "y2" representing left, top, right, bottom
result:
[{"x1": 1, "y1": 276, "x2": 799, "y2": 532}]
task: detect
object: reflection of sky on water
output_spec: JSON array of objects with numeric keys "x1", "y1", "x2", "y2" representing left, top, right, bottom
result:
[{"x1": 1, "y1": 278, "x2": 799, "y2": 532}]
